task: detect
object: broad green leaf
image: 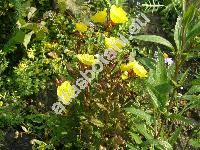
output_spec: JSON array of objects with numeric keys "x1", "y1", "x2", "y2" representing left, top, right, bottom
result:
[
  {"x1": 169, "y1": 127, "x2": 182, "y2": 146},
  {"x1": 125, "y1": 107, "x2": 154, "y2": 125},
  {"x1": 131, "y1": 35, "x2": 174, "y2": 50},
  {"x1": 13, "y1": 30, "x2": 26, "y2": 43},
  {"x1": 3, "y1": 30, "x2": 26, "y2": 52},
  {"x1": 23, "y1": 31, "x2": 34, "y2": 49}
]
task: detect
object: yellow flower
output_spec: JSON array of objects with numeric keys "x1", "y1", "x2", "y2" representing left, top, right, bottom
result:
[
  {"x1": 91, "y1": 9, "x2": 107, "y2": 23},
  {"x1": 110, "y1": 5, "x2": 128, "y2": 23},
  {"x1": 121, "y1": 71, "x2": 129, "y2": 80},
  {"x1": 0, "y1": 101, "x2": 3, "y2": 107},
  {"x1": 132, "y1": 61, "x2": 148, "y2": 77},
  {"x1": 27, "y1": 49, "x2": 35, "y2": 59},
  {"x1": 121, "y1": 61, "x2": 148, "y2": 78},
  {"x1": 19, "y1": 62, "x2": 28, "y2": 71},
  {"x1": 105, "y1": 37, "x2": 125, "y2": 51},
  {"x1": 163, "y1": 53, "x2": 169, "y2": 59},
  {"x1": 120, "y1": 62, "x2": 135, "y2": 71},
  {"x1": 57, "y1": 81, "x2": 75, "y2": 105},
  {"x1": 75, "y1": 22, "x2": 88, "y2": 32},
  {"x1": 77, "y1": 54, "x2": 97, "y2": 66}
]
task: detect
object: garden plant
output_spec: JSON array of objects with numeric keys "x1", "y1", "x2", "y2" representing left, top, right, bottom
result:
[{"x1": 0, "y1": 0, "x2": 199, "y2": 149}]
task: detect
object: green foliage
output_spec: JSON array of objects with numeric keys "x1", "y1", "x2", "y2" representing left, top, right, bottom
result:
[{"x1": 0, "y1": 0, "x2": 199, "y2": 149}]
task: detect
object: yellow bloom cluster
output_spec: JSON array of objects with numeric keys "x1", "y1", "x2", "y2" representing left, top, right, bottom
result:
[
  {"x1": 110, "y1": 5, "x2": 128, "y2": 23},
  {"x1": 91, "y1": 9, "x2": 107, "y2": 23},
  {"x1": 91, "y1": 5, "x2": 128, "y2": 24},
  {"x1": 120, "y1": 61, "x2": 148, "y2": 79},
  {"x1": 0, "y1": 101, "x2": 3, "y2": 107},
  {"x1": 75, "y1": 22, "x2": 88, "y2": 32},
  {"x1": 27, "y1": 49, "x2": 35, "y2": 59},
  {"x1": 105, "y1": 37, "x2": 125, "y2": 51},
  {"x1": 77, "y1": 54, "x2": 98, "y2": 66},
  {"x1": 57, "y1": 81, "x2": 75, "y2": 105}
]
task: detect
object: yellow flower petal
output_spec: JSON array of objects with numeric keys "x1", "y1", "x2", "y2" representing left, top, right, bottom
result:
[
  {"x1": 121, "y1": 71, "x2": 129, "y2": 80},
  {"x1": 110, "y1": 5, "x2": 128, "y2": 23},
  {"x1": 163, "y1": 53, "x2": 169, "y2": 59},
  {"x1": 75, "y1": 22, "x2": 88, "y2": 32},
  {"x1": 120, "y1": 62, "x2": 135, "y2": 71},
  {"x1": 57, "y1": 81, "x2": 75, "y2": 105},
  {"x1": 132, "y1": 61, "x2": 148, "y2": 77},
  {"x1": 121, "y1": 61, "x2": 148, "y2": 78},
  {"x1": 91, "y1": 9, "x2": 107, "y2": 23},
  {"x1": 105, "y1": 37, "x2": 125, "y2": 51},
  {"x1": 77, "y1": 54, "x2": 97, "y2": 66},
  {"x1": 0, "y1": 101, "x2": 3, "y2": 107}
]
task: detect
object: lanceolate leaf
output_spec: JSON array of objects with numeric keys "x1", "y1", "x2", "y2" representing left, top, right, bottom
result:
[
  {"x1": 131, "y1": 35, "x2": 174, "y2": 50},
  {"x1": 187, "y1": 21, "x2": 200, "y2": 41},
  {"x1": 174, "y1": 16, "x2": 182, "y2": 51},
  {"x1": 169, "y1": 127, "x2": 182, "y2": 146},
  {"x1": 125, "y1": 107, "x2": 154, "y2": 125}
]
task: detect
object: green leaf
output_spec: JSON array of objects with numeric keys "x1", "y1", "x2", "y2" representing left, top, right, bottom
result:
[
  {"x1": 169, "y1": 127, "x2": 182, "y2": 146},
  {"x1": 189, "y1": 139, "x2": 200, "y2": 148},
  {"x1": 90, "y1": 117, "x2": 104, "y2": 127},
  {"x1": 3, "y1": 30, "x2": 26, "y2": 52},
  {"x1": 182, "y1": 5, "x2": 196, "y2": 27},
  {"x1": 169, "y1": 114, "x2": 195, "y2": 125},
  {"x1": 129, "y1": 132, "x2": 142, "y2": 144},
  {"x1": 23, "y1": 31, "x2": 34, "y2": 49},
  {"x1": 178, "y1": 69, "x2": 189, "y2": 85},
  {"x1": 125, "y1": 107, "x2": 154, "y2": 125},
  {"x1": 187, "y1": 21, "x2": 200, "y2": 41},
  {"x1": 186, "y1": 85, "x2": 200, "y2": 94},
  {"x1": 136, "y1": 124, "x2": 153, "y2": 140},
  {"x1": 131, "y1": 35, "x2": 174, "y2": 50},
  {"x1": 147, "y1": 85, "x2": 160, "y2": 109},
  {"x1": 174, "y1": 16, "x2": 182, "y2": 50},
  {"x1": 149, "y1": 139, "x2": 173, "y2": 150}
]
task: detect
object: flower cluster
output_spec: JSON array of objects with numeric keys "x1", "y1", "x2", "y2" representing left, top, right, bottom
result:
[
  {"x1": 53, "y1": 4, "x2": 149, "y2": 114},
  {"x1": 120, "y1": 61, "x2": 148, "y2": 80}
]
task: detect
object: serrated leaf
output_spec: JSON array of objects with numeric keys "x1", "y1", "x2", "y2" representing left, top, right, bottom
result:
[{"x1": 131, "y1": 35, "x2": 174, "y2": 50}]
